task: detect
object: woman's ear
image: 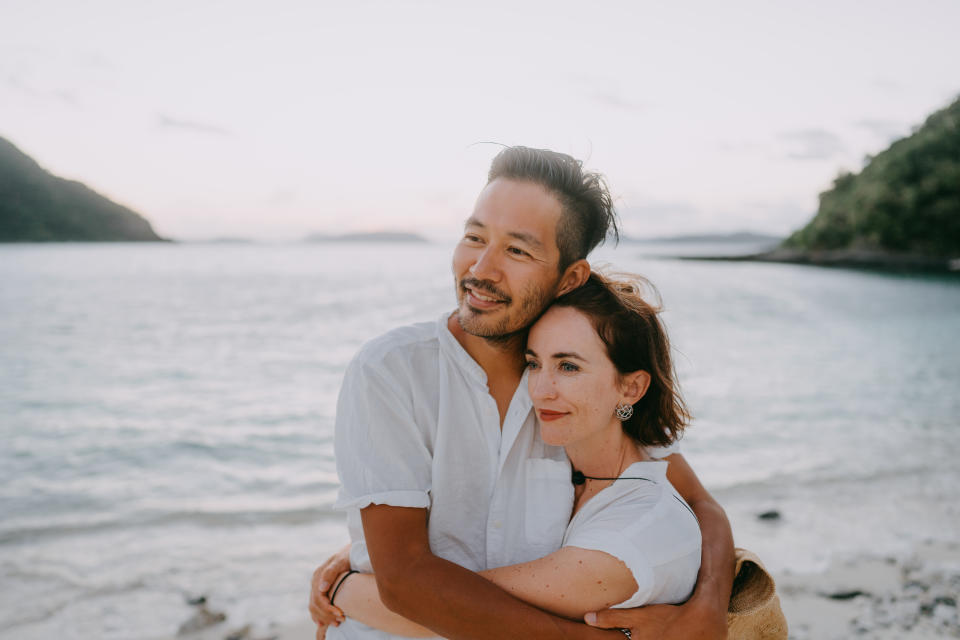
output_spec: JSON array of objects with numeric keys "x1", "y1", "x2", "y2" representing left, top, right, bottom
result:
[{"x1": 620, "y1": 370, "x2": 651, "y2": 405}]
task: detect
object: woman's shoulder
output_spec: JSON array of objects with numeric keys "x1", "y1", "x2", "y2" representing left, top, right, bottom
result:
[
  {"x1": 562, "y1": 460, "x2": 701, "y2": 607},
  {"x1": 567, "y1": 460, "x2": 700, "y2": 556}
]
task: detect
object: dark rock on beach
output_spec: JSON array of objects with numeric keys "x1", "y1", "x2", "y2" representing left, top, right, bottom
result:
[{"x1": 177, "y1": 604, "x2": 227, "y2": 635}]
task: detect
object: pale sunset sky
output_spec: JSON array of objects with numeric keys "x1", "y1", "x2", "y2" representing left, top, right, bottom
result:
[{"x1": 1, "y1": 0, "x2": 958, "y2": 241}]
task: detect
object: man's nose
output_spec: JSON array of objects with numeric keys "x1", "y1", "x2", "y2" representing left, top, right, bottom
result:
[{"x1": 469, "y1": 247, "x2": 501, "y2": 281}]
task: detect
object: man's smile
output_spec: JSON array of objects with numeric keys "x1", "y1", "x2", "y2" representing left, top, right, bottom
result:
[{"x1": 461, "y1": 280, "x2": 510, "y2": 310}]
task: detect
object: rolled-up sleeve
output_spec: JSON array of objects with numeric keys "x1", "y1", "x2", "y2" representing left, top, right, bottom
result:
[
  {"x1": 564, "y1": 525, "x2": 655, "y2": 608},
  {"x1": 333, "y1": 355, "x2": 433, "y2": 511}
]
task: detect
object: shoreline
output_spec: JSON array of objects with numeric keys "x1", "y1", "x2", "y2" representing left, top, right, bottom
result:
[
  {"x1": 171, "y1": 540, "x2": 960, "y2": 640},
  {"x1": 668, "y1": 247, "x2": 960, "y2": 273}
]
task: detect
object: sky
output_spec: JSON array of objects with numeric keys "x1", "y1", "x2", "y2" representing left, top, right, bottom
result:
[{"x1": 2, "y1": 0, "x2": 959, "y2": 241}]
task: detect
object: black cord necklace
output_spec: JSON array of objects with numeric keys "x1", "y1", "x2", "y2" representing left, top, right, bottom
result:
[{"x1": 571, "y1": 470, "x2": 655, "y2": 485}]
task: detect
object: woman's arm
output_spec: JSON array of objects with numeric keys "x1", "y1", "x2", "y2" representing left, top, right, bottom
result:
[
  {"x1": 480, "y1": 546, "x2": 637, "y2": 619},
  {"x1": 333, "y1": 547, "x2": 637, "y2": 636}
]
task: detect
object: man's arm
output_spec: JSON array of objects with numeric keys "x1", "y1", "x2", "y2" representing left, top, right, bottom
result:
[
  {"x1": 585, "y1": 453, "x2": 734, "y2": 640},
  {"x1": 362, "y1": 504, "x2": 621, "y2": 640}
]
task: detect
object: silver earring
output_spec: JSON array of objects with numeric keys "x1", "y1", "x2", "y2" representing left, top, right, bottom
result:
[{"x1": 615, "y1": 403, "x2": 633, "y2": 421}]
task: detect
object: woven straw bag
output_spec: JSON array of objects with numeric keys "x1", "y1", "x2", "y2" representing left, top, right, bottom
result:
[{"x1": 727, "y1": 548, "x2": 788, "y2": 639}]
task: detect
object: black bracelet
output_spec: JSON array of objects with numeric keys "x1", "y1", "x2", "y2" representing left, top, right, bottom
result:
[{"x1": 329, "y1": 569, "x2": 359, "y2": 607}]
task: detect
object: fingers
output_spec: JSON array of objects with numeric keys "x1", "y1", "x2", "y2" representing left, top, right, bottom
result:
[
  {"x1": 312, "y1": 565, "x2": 331, "y2": 601},
  {"x1": 319, "y1": 560, "x2": 348, "y2": 590},
  {"x1": 320, "y1": 545, "x2": 352, "y2": 585},
  {"x1": 309, "y1": 545, "x2": 353, "y2": 633},
  {"x1": 584, "y1": 608, "x2": 635, "y2": 630},
  {"x1": 309, "y1": 565, "x2": 345, "y2": 627},
  {"x1": 309, "y1": 598, "x2": 344, "y2": 626}
]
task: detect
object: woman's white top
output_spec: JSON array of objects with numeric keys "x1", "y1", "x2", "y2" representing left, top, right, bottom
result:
[{"x1": 563, "y1": 460, "x2": 701, "y2": 607}]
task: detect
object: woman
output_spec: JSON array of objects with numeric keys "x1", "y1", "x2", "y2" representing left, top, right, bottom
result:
[{"x1": 325, "y1": 271, "x2": 700, "y2": 636}]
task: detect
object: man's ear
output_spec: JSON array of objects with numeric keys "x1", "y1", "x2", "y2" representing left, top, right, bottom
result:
[
  {"x1": 620, "y1": 370, "x2": 651, "y2": 405},
  {"x1": 556, "y1": 259, "x2": 590, "y2": 296}
]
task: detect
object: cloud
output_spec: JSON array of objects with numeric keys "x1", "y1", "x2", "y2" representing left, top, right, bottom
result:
[
  {"x1": 4, "y1": 75, "x2": 80, "y2": 107},
  {"x1": 778, "y1": 129, "x2": 844, "y2": 160},
  {"x1": 593, "y1": 90, "x2": 647, "y2": 112},
  {"x1": 157, "y1": 114, "x2": 231, "y2": 136},
  {"x1": 869, "y1": 77, "x2": 903, "y2": 94},
  {"x1": 855, "y1": 118, "x2": 907, "y2": 143},
  {"x1": 568, "y1": 72, "x2": 647, "y2": 112}
]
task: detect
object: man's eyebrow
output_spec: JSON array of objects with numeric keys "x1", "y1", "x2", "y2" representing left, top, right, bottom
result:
[
  {"x1": 462, "y1": 218, "x2": 545, "y2": 252},
  {"x1": 524, "y1": 347, "x2": 538, "y2": 357},
  {"x1": 508, "y1": 230, "x2": 545, "y2": 251}
]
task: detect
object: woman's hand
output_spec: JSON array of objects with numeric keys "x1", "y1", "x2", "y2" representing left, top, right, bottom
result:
[{"x1": 308, "y1": 544, "x2": 352, "y2": 638}]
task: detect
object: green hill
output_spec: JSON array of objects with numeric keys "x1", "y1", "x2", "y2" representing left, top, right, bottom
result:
[
  {"x1": 784, "y1": 97, "x2": 960, "y2": 258},
  {"x1": 0, "y1": 136, "x2": 165, "y2": 242}
]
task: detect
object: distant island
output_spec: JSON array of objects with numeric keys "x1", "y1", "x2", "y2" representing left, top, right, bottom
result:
[
  {"x1": 304, "y1": 231, "x2": 429, "y2": 243},
  {"x1": 624, "y1": 231, "x2": 783, "y2": 244},
  {"x1": 0, "y1": 136, "x2": 166, "y2": 242}
]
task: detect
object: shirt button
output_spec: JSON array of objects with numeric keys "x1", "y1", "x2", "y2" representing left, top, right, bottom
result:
[{"x1": 493, "y1": 520, "x2": 503, "y2": 529}]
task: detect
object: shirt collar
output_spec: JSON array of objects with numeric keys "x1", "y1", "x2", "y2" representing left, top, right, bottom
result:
[{"x1": 437, "y1": 311, "x2": 488, "y2": 385}]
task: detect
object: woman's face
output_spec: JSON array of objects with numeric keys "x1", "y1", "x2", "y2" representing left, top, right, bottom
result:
[{"x1": 525, "y1": 306, "x2": 625, "y2": 448}]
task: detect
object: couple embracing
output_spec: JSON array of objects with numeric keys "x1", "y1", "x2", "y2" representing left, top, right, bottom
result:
[{"x1": 310, "y1": 147, "x2": 736, "y2": 639}]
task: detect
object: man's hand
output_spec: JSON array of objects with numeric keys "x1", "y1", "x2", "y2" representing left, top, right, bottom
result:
[
  {"x1": 584, "y1": 600, "x2": 727, "y2": 640},
  {"x1": 308, "y1": 543, "x2": 352, "y2": 639}
]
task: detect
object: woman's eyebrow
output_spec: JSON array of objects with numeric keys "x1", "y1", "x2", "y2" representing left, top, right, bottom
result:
[{"x1": 551, "y1": 351, "x2": 586, "y2": 361}]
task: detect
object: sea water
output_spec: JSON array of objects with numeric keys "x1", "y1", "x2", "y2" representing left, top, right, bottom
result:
[{"x1": 1, "y1": 242, "x2": 958, "y2": 639}]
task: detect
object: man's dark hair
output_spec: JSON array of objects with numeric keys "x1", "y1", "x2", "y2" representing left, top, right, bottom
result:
[{"x1": 487, "y1": 146, "x2": 620, "y2": 272}]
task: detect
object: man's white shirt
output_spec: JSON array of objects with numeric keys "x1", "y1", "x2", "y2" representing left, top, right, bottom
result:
[{"x1": 330, "y1": 312, "x2": 677, "y2": 639}]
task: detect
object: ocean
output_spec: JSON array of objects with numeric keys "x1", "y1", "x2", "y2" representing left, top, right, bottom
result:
[{"x1": 1, "y1": 242, "x2": 958, "y2": 639}]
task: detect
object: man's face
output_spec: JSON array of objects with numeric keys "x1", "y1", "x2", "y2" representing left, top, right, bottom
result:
[{"x1": 452, "y1": 178, "x2": 565, "y2": 339}]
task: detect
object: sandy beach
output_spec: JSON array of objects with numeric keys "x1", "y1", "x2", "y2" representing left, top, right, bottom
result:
[
  {"x1": 776, "y1": 540, "x2": 960, "y2": 640},
  {"x1": 167, "y1": 540, "x2": 959, "y2": 640}
]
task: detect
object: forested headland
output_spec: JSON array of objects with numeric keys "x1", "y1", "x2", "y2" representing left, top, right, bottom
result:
[
  {"x1": 0, "y1": 136, "x2": 165, "y2": 242},
  {"x1": 779, "y1": 96, "x2": 959, "y2": 268}
]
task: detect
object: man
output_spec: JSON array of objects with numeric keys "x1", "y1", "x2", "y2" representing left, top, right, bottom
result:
[{"x1": 311, "y1": 147, "x2": 733, "y2": 639}]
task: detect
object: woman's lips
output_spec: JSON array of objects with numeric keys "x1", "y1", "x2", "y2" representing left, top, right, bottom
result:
[{"x1": 538, "y1": 409, "x2": 567, "y2": 422}]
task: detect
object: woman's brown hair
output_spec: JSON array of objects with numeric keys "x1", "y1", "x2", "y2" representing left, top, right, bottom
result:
[{"x1": 550, "y1": 271, "x2": 690, "y2": 447}]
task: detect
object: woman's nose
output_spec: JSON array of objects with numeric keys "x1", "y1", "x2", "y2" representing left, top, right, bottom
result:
[{"x1": 529, "y1": 370, "x2": 556, "y2": 401}]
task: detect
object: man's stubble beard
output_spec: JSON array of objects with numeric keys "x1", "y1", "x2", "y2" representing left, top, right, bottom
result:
[{"x1": 456, "y1": 279, "x2": 557, "y2": 346}]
